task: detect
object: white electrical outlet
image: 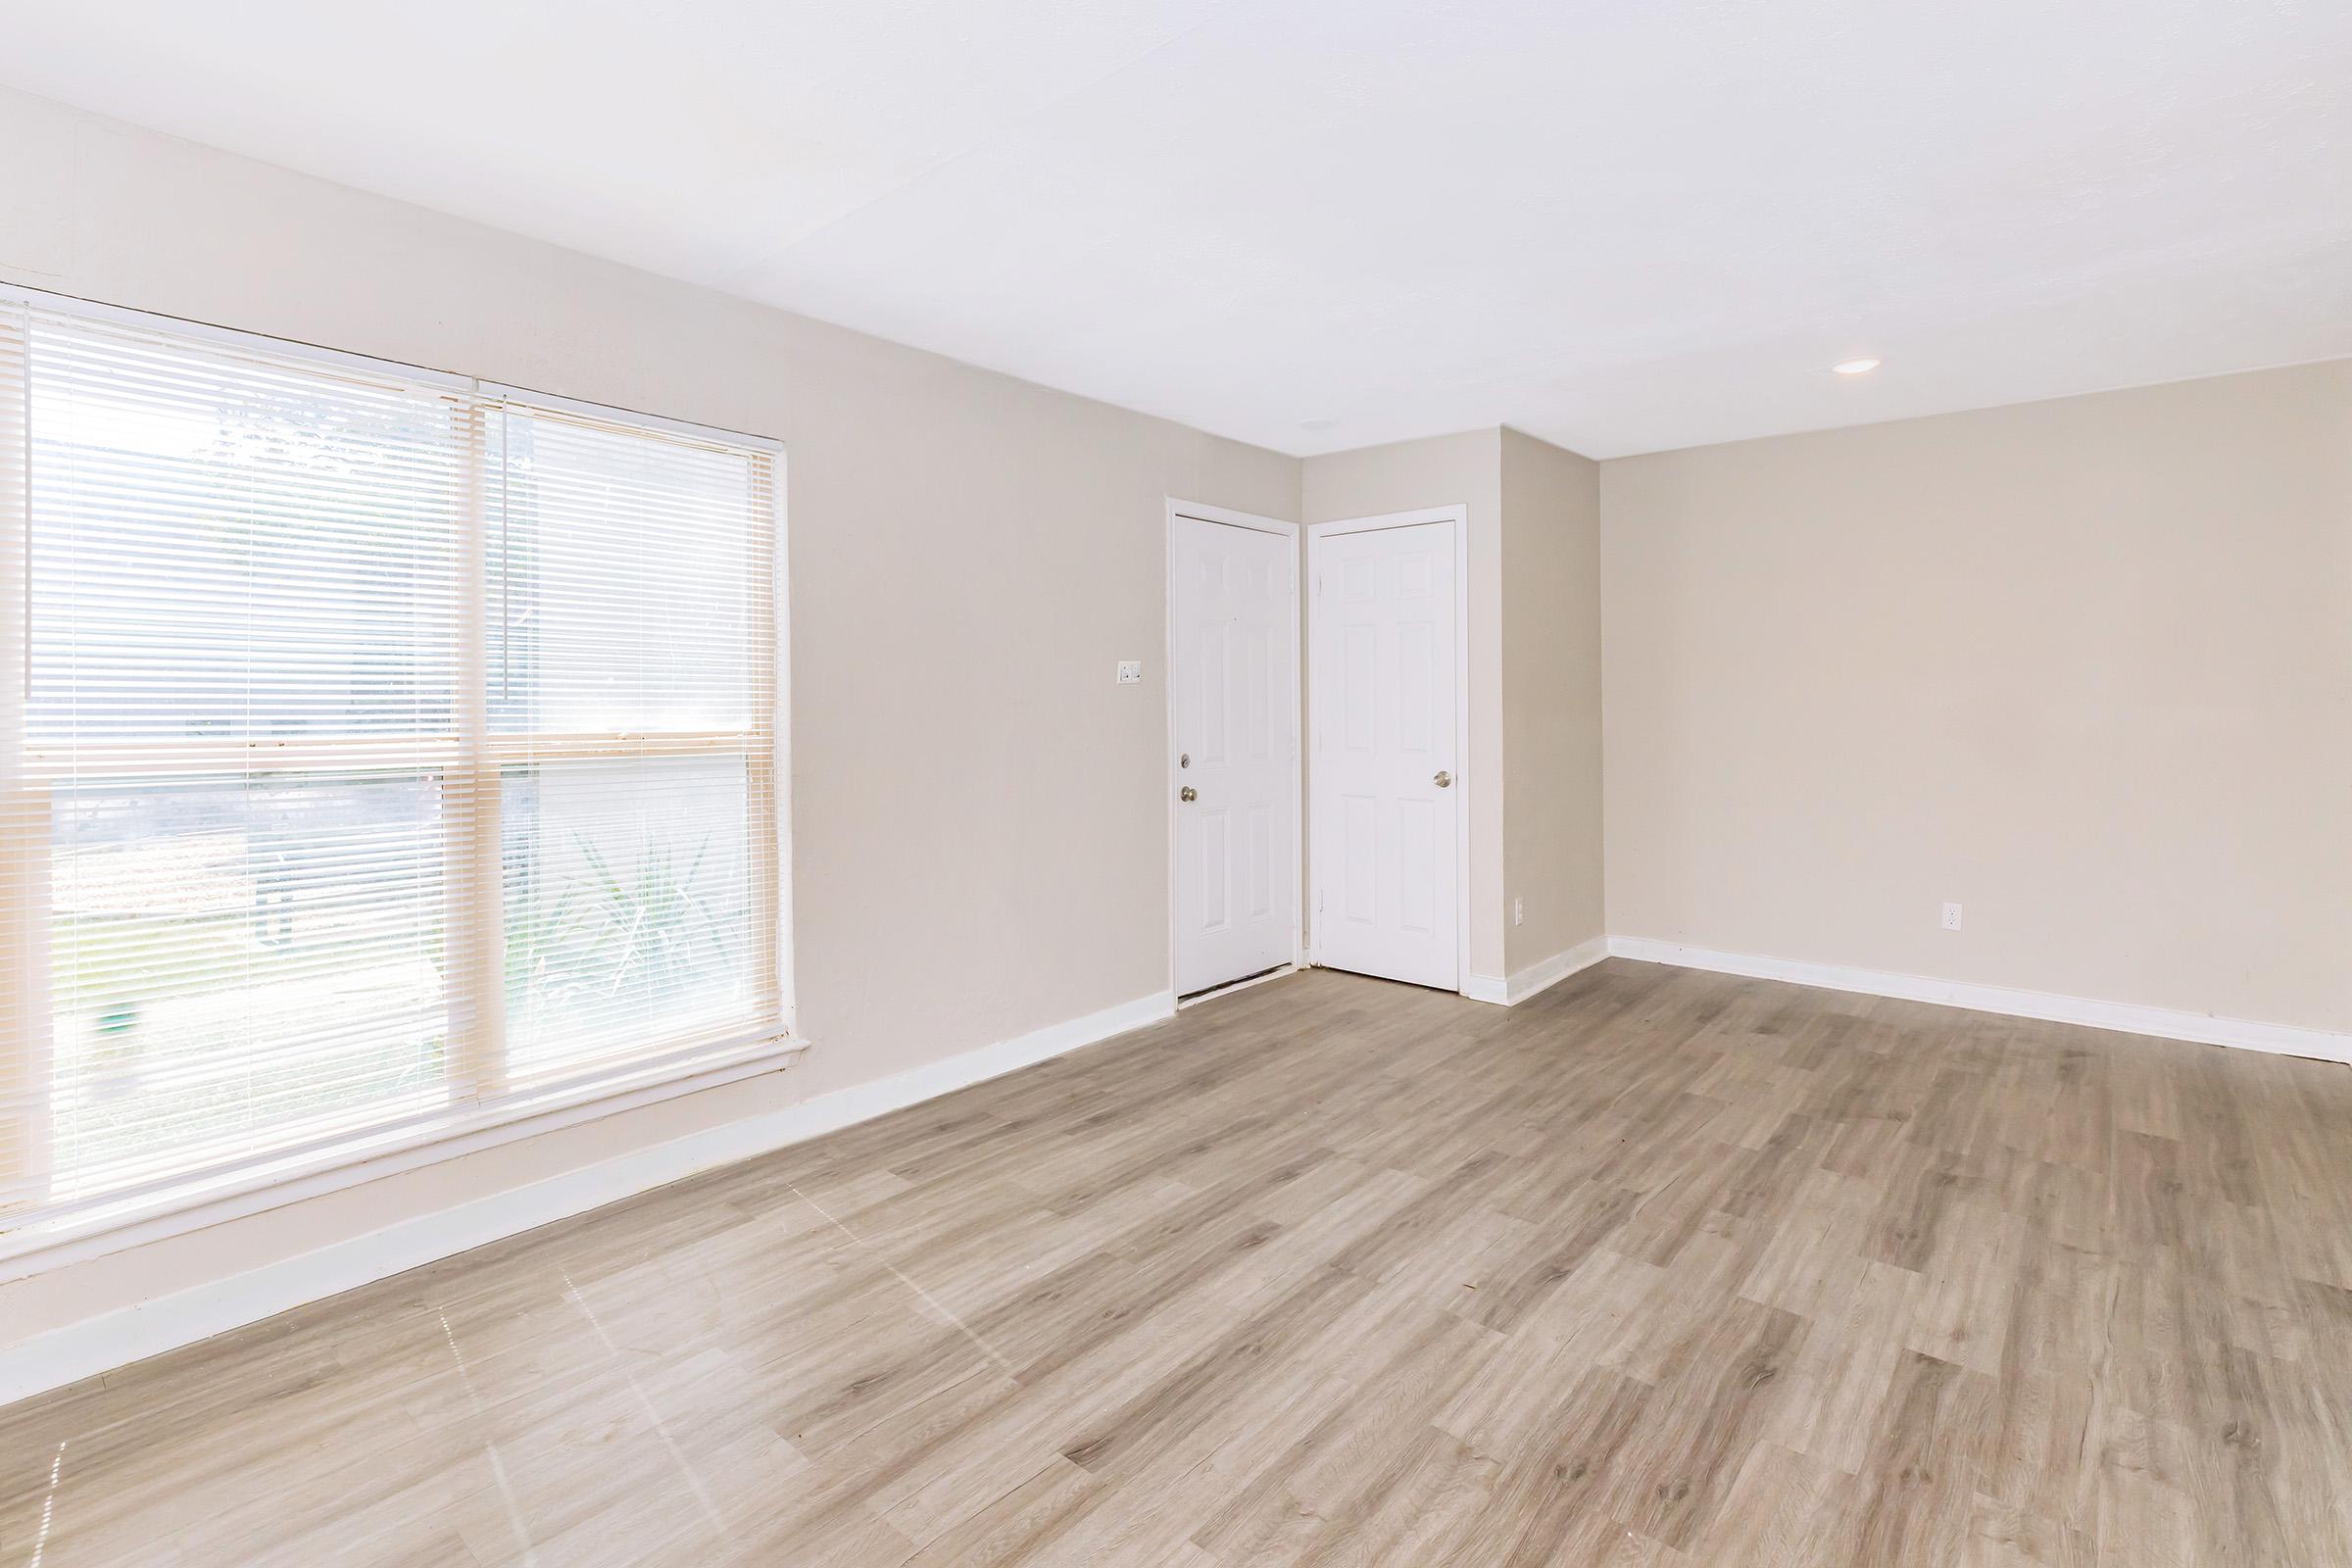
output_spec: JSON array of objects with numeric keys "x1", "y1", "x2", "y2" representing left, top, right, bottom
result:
[
  {"x1": 1512, "y1": 897, "x2": 1524, "y2": 926},
  {"x1": 1941, "y1": 902, "x2": 1963, "y2": 931},
  {"x1": 1116, "y1": 661, "x2": 1142, "y2": 685}
]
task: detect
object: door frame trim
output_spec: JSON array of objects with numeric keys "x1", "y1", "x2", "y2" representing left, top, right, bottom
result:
[
  {"x1": 1303, "y1": 505, "x2": 1472, "y2": 994},
  {"x1": 1164, "y1": 499, "x2": 1305, "y2": 1000}
]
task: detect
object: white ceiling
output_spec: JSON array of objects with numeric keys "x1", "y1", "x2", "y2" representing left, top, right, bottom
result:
[{"x1": 2, "y1": 0, "x2": 2346, "y2": 458}]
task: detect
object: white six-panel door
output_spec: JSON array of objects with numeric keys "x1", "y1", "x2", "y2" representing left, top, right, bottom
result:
[
  {"x1": 1170, "y1": 513, "x2": 1298, "y2": 997},
  {"x1": 1309, "y1": 516, "x2": 1459, "y2": 990}
]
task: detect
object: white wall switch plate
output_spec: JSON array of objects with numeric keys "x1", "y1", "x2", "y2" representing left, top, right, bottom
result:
[
  {"x1": 1116, "y1": 660, "x2": 1142, "y2": 684},
  {"x1": 1941, "y1": 901, "x2": 1963, "y2": 930}
]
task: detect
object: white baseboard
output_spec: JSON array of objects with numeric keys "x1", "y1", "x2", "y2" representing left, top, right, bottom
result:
[
  {"x1": 1463, "y1": 935, "x2": 1611, "y2": 1006},
  {"x1": 0, "y1": 989, "x2": 1174, "y2": 1409},
  {"x1": 1607, "y1": 937, "x2": 2352, "y2": 1064}
]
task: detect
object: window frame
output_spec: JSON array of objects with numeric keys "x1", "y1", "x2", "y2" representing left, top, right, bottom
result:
[{"x1": 0, "y1": 284, "x2": 798, "y2": 1281}]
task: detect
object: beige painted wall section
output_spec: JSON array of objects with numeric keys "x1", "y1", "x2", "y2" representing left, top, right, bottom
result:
[
  {"x1": 0, "y1": 86, "x2": 1299, "y2": 1349},
  {"x1": 1499, "y1": 428, "x2": 1605, "y2": 976},
  {"x1": 1601, "y1": 362, "x2": 2352, "y2": 1034},
  {"x1": 1301, "y1": 430, "x2": 1505, "y2": 980}
]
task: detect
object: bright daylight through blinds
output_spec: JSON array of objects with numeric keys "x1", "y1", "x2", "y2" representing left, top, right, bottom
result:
[{"x1": 0, "y1": 295, "x2": 786, "y2": 1250}]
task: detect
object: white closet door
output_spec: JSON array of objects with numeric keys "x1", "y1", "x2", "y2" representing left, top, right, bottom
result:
[{"x1": 1310, "y1": 518, "x2": 1457, "y2": 990}]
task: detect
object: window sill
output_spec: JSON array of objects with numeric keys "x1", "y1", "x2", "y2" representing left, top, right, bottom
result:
[{"x1": 0, "y1": 1033, "x2": 808, "y2": 1285}]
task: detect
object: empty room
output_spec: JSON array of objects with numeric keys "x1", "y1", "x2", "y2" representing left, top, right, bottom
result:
[{"x1": 0, "y1": 2, "x2": 2347, "y2": 1563}]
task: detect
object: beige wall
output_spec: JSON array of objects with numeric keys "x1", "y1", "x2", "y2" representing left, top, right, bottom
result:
[
  {"x1": 1500, "y1": 428, "x2": 1605, "y2": 974},
  {"x1": 1602, "y1": 362, "x2": 2352, "y2": 1034},
  {"x1": 1301, "y1": 430, "x2": 1506, "y2": 978},
  {"x1": 0, "y1": 86, "x2": 1298, "y2": 1349}
]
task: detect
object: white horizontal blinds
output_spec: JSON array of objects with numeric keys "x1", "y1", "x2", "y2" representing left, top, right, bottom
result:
[
  {"x1": 0, "y1": 295, "x2": 785, "y2": 1243},
  {"x1": 14, "y1": 311, "x2": 466, "y2": 1217},
  {"x1": 23, "y1": 318, "x2": 466, "y2": 750},
  {"x1": 488, "y1": 405, "x2": 775, "y2": 1083},
  {"x1": 487, "y1": 407, "x2": 756, "y2": 735}
]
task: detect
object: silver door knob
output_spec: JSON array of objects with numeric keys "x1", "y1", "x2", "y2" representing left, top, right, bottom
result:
[
  {"x1": 1180, "y1": 786, "x2": 1198, "y2": 803},
  {"x1": 1433, "y1": 770, "x2": 1451, "y2": 788}
]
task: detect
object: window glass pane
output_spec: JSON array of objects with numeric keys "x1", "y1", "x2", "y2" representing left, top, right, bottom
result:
[
  {"x1": 489, "y1": 410, "x2": 758, "y2": 734},
  {"x1": 26, "y1": 318, "x2": 465, "y2": 747},
  {"x1": 48, "y1": 773, "x2": 449, "y2": 1198},
  {"x1": 502, "y1": 756, "x2": 755, "y2": 1080}
]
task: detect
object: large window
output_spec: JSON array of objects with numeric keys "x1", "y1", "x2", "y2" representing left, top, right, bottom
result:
[{"x1": 0, "y1": 292, "x2": 790, "y2": 1257}]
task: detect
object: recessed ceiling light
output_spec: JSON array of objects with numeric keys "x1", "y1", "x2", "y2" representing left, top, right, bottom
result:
[
  {"x1": 1831, "y1": 358, "x2": 1882, "y2": 375},
  {"x1": 1298, "y1": 416, "x2": 1337, "y2": 431}
]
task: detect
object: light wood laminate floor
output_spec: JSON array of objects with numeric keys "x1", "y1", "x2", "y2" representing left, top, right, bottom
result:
[{"x1": 7, "y1": 960, "x2": 2352, "y2": 1565}]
